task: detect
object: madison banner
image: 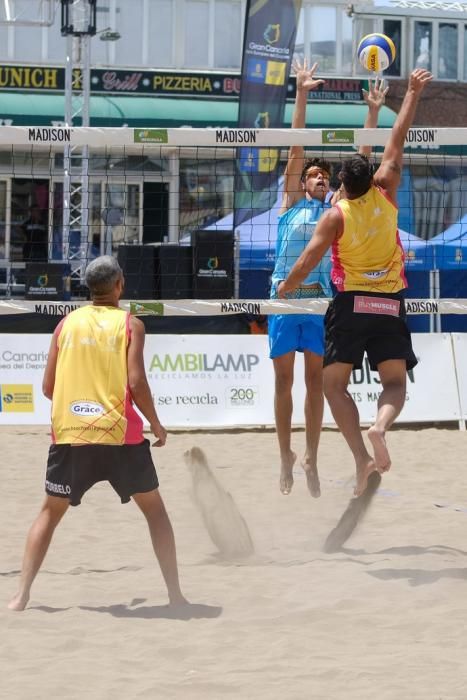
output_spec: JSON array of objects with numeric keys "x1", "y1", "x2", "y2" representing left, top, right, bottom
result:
[{"x1": 234, "y1": 0, "x2": 302, "y2": 227}]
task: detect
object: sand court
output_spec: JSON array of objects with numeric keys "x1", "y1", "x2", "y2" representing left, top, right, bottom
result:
[{"x1": 2, "y1": 425, "x2": 467, "y2": 699}]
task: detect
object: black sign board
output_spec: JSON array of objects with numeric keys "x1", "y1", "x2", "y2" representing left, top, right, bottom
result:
[
  {"x1": 25, "y1": 262, "x2": 71, "y2": 301},
  {"x1": 192, "y1": 231, "x2": 234, "y2": 299},
  {"x1": 0, "y1": 64, "x2": 364, "y2": 102}
]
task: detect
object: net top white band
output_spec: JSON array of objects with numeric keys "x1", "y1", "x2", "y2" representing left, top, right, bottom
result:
[
  {"x1": 0, "y1": 298, "x2": 465, "y2": 317},
  {"x1": 0, "y1": 126, "x2": 466, "y2": 148}
]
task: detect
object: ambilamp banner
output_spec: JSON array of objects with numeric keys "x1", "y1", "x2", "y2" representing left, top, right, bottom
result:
[{"x1": 234, "y1": 0, "x2": 302, "y2": 227}]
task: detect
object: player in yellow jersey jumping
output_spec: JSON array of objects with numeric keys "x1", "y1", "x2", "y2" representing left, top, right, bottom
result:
[
  {"x1": 278, "y1": 69, "x2": 433, "y2": 497},
  {"x1": 9, "y1": 256, "x2": 187, "y2": 611}
]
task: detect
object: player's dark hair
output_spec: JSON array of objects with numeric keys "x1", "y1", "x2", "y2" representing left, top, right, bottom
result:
[
  {"x1": 300, "y1": 157, "x2": 332, "y2": 183},
  {"x1": 339, "y1": 154, "x2": 374, "y2": 198}
]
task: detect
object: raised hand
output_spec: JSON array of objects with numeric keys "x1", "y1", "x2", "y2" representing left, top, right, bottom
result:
[
  {"x1": 362, "y1": 76, "x2": 389, "y2": 112},
  {"x1": 292, "y1": 58, "x2": 325, "y2": 93},
  {"x1": 408, "y1": 68, "x2": 433, "y2": 94}
]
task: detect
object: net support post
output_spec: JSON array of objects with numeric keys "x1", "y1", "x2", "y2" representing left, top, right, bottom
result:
[
  {"x1": 62, "y1": 5, "x2": 93, "y2": 288},
  {"x1": 168, "y1": 151, "x2": 179, "y2": 243},
  {"x1": 428, "y1": 269, "x2": 442, "y2": 333},
  {"x1": 234, "y1": 230, "x2": 240, "y2": 299}
]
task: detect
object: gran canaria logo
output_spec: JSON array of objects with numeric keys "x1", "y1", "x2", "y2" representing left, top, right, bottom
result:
[
  {"x1": 264, "y1": 23, "x2": 280, "y2": 44},
  {"x1": 207, "y1": 257, "x2": 219, "y2": 270},
  {"x1": 37, "y1": 274, "x2": 48, "y2": 287},
  {"x1": 254, "y1": 112, "x2": 270, "y2": 128}
]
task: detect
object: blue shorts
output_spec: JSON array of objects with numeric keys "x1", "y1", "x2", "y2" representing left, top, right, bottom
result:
[{"x1": 268, "y1": 314, "x2": 325, "y2": 359}]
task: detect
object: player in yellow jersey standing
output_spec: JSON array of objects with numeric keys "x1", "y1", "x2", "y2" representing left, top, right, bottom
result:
[
  {"x1": 9, "y1": 255, "x2": 187, "y2": 611},
  {"x1": 278, "y1": 69, "x2": 432, "y2": 497}
]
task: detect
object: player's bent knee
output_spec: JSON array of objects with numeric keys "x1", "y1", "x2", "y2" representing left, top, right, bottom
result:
[{"x1": 133, "y1": 488, "x2": 166, "y2": 515}]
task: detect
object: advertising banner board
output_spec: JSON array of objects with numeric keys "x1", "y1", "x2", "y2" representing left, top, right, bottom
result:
[
  {"x1": 234, "y1": 0, "x2": 301, "y2": 225},
  {"x1": 452, "y1": 334, "x2": 467, "y2": 420},
  {"x1": 0, "y1": 333, "x2": 462, "y2": 428}
]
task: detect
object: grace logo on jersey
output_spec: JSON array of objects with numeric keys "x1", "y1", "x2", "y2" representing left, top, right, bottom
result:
[{"x1": 70, "y1": 400, "x2": 105, "y2": 416}]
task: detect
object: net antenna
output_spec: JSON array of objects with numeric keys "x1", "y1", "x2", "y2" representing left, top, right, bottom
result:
[{"x1": 0, "y1": 0, "x2": 56, "y2": 26}]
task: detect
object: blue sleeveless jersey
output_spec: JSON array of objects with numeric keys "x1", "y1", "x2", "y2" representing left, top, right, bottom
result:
[{"x1": 270, "y1": 197, "x2": 332, "y2": 299}]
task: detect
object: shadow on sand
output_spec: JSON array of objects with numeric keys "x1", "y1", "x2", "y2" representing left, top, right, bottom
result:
[
  {"x1": 323, "y1": 472, "x2": 382, "y2": 553},
  {"x1": 30, "y1": 601, "x2": 222, "y2": 619},
  {"x1": 79, "y1": 602, "x2": 223, "y2": 620},
  {"x1": 340, "y1": 544, "x2": 467, "y2": 558},
  {"x1": 367, "y1": 567, "x2": 467, "y2": 587}
]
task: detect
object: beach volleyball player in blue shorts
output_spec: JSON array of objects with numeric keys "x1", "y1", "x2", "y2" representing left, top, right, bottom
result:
[{"x1": 269, "y1": 59, "x2": 388, "y2": 498}]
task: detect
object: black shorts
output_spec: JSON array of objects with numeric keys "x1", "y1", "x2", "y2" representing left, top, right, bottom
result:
[
  {"x1": 45, "y1": 439, "x2": 159, "y2": 506},
  {"x1": 324, "y1": 291, "x2": 418, "y2": 372}
]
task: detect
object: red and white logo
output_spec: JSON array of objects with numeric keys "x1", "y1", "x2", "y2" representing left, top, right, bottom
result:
[{"x1": 354, "y1": 296, "x2": 400, "y2": 316}]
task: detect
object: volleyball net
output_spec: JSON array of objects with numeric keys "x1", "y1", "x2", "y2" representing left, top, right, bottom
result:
[{"x1": 0, "y1": 125, "x2": 466, "y2": 324}]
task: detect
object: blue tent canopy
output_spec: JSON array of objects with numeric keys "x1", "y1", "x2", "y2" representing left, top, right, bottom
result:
[
  {"x1": 430, "y1": 212, "x2": 467, "y2": 245},
  {"x1": 398, "y1": 230, "x2": 435, "y2": 271},
  {"x1": 432, "y1": 231, "x2": 467, "y2": 269},
  {"x1": 208, "y1": 193, "x2": 435, "y2": 271}
]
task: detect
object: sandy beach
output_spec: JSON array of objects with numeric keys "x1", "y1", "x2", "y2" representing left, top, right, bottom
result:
[{"x1": 2, "y1": 425, "x2": 467, "y2": 699}]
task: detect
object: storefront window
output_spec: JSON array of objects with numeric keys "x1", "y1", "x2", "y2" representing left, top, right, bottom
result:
[
  {"x1": 115, "y1": 0, "x2": 144, "y2": 66},
  {"x1": 0, "y1": 181, "x2": 6, "y2": 259},
  {"x1": 103, "y1": 183, "x2": 140, "y2": 252},
  {"x1": 185, "y1": 1, "x2": 209, "y2": 67},
  {"x1": 180, "y1": 159, "x2": 235, "y2": 236},
  {"x1": 341, "y1": 11, "x2": 353, "y2": 74},
  {"x1": 293, "y1": 9, "x2": 305, "y2": 63},
  {"x1": 439, "y1": 23, "x2": 458, "y2": 79},
  {"x1": 465, "y1": 25, "x2": 467, "y2": 80},
  {"x1": 214, "y1": 1, "x2": 242, "y2": 69},
  {"x1": 354, "y1": 17, "x2": 376, "y2": 76},
  {"x1": 383, "y1": 19, "x2": 402, "y2": 76},
  {"x1": 148, "y1": 0, "x2": 173, "y2": 67},
  {"x1": 0, "y1": 26, "x2": 8, "y2": 61},
  {"x1": 310, "y1": 6, "x2": 336, "y2": 72},
  {"x1": 414, "y1": 21, "x2": 432, "y2": 71}
]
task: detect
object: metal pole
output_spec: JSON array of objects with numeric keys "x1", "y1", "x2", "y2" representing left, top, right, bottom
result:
[
  {"x1": 62, "y1": 33, "x2": 73, "y2": 262},
  {"x1": 234, "y1": 230, "x2": 240, "y2": 298},
  {"x1": 168, "y1": 151, "x2": 179, "y2": 243},
  {"x1": 80, "y1": 34, "x2": 91, "y2": 280},
  {"x1": 61, "y1": 0, "x2": 95, "y2": 287}
]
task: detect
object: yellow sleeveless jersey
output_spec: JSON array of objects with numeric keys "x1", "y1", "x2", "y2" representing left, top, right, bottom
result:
[
  {"x1": 332, "y1": 185, "x2": 407, "y2": 293},
  {"x1": 51, "y1": 305, "x2": 143, "y2": 445}
]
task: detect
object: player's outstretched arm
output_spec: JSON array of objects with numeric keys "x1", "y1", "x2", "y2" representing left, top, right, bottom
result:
[
  {"x1": 281, "y1": 59, "x2": 325, "y2": 213},
  {"x1": 375, "y1": 68, "x2": 432, "y2": 199},
  {"x1": 128, "y1": 315, "x2": 167, "y2": 447},
  {"x1": 359, "y1": 77, "x2": 389, "y2": 157}
]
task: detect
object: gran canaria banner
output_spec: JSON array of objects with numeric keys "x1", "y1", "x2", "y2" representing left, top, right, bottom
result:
[{"x1": 234, "y1": 0, "x2": 302, "y2": 226}]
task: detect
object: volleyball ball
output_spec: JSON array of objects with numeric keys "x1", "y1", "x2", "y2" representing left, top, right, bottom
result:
[{"x1": 357, "y1": 33, "x2": 396, "y2": 73}]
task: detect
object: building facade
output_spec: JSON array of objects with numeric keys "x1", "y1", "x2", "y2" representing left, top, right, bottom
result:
[{"x1": 0, "y1": 0, "x2": 466, "y2": 292}]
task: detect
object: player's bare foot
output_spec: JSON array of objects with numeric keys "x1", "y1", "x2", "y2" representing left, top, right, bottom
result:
[
  {"x1": 367, "y1": 425, "x2": 391, "y2": 473},
  {"x1": 279, "y1": 451, "x2": 296, "y2": 495},
  {"x1": 169, "y1": 593, "x2": 189, "y2": 608},
  {"x1": 354, "y1": 456, "x2": 377, "y2": 497},
  {"x1": 7, "y1": 592, "x2": 29, "y2": 611},
  {"x1": 301, "y1": 458, "x2": 321, "y2": 498}
]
